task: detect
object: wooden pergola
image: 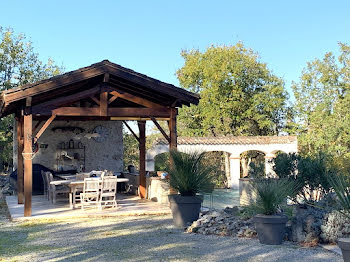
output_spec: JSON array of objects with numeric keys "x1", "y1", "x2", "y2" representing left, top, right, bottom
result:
[{"x1": 0, "y1": 60, "x2": 199, "y2": 216}]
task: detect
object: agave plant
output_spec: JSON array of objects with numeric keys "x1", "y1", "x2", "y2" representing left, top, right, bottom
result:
[
  {"x1": 328, "y1": 173, "x2": 350, "y2": 219},
  {"x1": 250, "y1": 178, "x2": 298, "y2": 215},
  {"x1": 168, "y1": 150, "x2": 216, "y2": 196}
]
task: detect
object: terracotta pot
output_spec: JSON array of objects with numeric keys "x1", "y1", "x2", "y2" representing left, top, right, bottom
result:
[
  {"x1": 338, "y1": 238, "x2": 350, "y2": 262},
  {"x1": 168, "y1": 194, "x2": 202, "y2": 228},
  {"x1": 254, "y1": 214, "x2": 288, "y2": 245}
]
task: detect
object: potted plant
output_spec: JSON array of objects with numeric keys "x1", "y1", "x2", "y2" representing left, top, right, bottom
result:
[
  {"x1": 168, "y1": 150, "x2": 215, "y2": 228},
  {"x1": 250, "y1": 178, "x2": 297, "y2": 245},
  {"x1": 328, "y1": 174, "x2": 350, "y2": 262}
]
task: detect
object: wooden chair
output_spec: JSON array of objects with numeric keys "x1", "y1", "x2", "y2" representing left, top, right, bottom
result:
[
  {"x1": 47, "y1": 172, "x2": 70, "y2": 204},
  {"x1": 99, "y1": 176, "x2": 117, "y2": 209},
  {"x1": 41, "y1": 170, "x2": 49, "y2": 200},
  {"x1": 73, "y1": 173, "x2": 90, "y2": 204},
  {"x1": 80, "y1": 178, "x2": 100, "y2": 210}
]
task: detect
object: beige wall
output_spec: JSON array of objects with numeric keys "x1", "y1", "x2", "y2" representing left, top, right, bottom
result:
[{"x1": 13, "y1": 120, "x2": 123, "y2": 173}]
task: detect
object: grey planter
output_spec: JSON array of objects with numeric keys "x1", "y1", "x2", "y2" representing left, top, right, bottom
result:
[
  {"x1": 254, "y1": 214, "x2": 288, "y2": 245},
  {"x1": 338, "y1": 238, "x2": 350, "y2": 262},
  {"x1": 168, "y1": 194, "x2": 203, "y2": 228}
]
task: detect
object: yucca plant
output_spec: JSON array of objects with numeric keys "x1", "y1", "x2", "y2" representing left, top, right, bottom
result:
[
  {"x1": 328, "y1": 173, "x2": 350, "y2": 219},
  {"x1": 250, "y1": 178, "x2": 298, "y2": 215},
  {"x1": 168, "y1": 150, "x2": 216, "y2": 196}
]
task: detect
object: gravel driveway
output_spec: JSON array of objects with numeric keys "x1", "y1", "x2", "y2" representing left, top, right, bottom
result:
[{"x1": 0, "y1": 214, "x2": 342, "y2": 262}]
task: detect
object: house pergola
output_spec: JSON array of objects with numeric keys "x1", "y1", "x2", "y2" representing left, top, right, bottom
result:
[{"x1": 0, "y1": 60, "x2": 199, "y2": 216}]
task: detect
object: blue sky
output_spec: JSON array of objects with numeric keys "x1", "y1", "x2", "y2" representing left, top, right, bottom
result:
[{"x1": 1, "y1": 0, "x2": 349, "y2": 96}]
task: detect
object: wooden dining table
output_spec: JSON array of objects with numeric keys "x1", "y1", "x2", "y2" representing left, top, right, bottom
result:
[{"x1": 50, "y1": 175, "x2": 129, "y2": 209}]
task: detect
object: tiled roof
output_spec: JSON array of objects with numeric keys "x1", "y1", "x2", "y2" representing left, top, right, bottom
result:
[{"x1": 154, "y1": 136, "x2": 297, "y2": 145}]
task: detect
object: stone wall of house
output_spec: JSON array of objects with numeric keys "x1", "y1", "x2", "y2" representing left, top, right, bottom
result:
[{"x1": 13, "y1": 120, "x2": 123, "y2": 173}]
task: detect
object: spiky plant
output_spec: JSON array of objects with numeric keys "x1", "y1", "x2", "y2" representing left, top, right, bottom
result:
[
  {"x1": 168, "y1": 150, "x2": 216, "y2": 196},
  {"x1": 250, "y1": 178, "x2": 298, "y2": 215},
  {"x1": 328, "y1": 173, "x2": 350, "y2": 219}
]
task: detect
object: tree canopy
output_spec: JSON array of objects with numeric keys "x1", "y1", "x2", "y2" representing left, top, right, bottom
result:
[
  {"x1": 0, "y1": 27, "x2": 63, "y2": 168},
  {"x1": 176, "y1": 43, "x2": 289, "y2": 137},
  {"x1": 292, "y1": 43, "x2": 350, "y2": 165}
]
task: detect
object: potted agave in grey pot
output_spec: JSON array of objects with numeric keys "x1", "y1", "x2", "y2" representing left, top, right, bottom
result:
[
  {"x1": 328, "y1": 174, "x2": 350, "y2": 262},
  {"x1": 167, "y1": 150, "x2": 215, "y2": 228},
  {"x1": 250, "y1": 178, "x2": 297, "y2": 245}
]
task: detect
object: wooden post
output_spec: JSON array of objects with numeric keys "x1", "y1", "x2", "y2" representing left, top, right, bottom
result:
[
  {"x1": 138, "y1": 120, "x2": 146, "y2": 198},
  {"x1": 169, "y1": 108, "x2": 177, "y2": 194},
  {"x1": 16, "y1": 114, "x2": 24, "y2": 204},
  {"x1": 100, "y1": 91, "x2": 108, "y2": 116},
  {"x1": 24, "y1": 98, "x2": 33, "y2": 217},
  {"x1": 169, "y1": 108, "x2": 177, "y2": 150}
]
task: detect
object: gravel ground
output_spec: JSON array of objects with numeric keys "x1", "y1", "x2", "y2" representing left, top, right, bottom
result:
[{"x1": 0, "y1": 212, "x2": 343, "y2": 262}]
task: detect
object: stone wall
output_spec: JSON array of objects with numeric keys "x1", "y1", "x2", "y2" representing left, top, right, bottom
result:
[{"x1": 13, "y1": 120, "x2": 123, "y2": 173}]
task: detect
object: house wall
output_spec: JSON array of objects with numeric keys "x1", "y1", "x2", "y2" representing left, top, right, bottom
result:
[{"x1": 13, "y1": 120, "x2": 124, "y2": 173}]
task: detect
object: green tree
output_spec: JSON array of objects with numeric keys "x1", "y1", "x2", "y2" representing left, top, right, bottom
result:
[
  {"x1": 0, "y1": 27, "x2": 63, "y2": 169},
  {"x1": 177, "y1": 43, "x2": 289, "y2": 137},
  {"x1": 292, "y1": 43, "x2": 350, "y2": 165}
]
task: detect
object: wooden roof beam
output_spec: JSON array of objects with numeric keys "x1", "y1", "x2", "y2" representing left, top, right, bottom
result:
[
  {"x1": 4, "y1": 67, "x2": 106, "y2": 103},
  {"x1": 34, "y1": 114, "x2": 56, "y2": 142},
  {"x1": 110, "y1": 90, "x2": 165, "y2": 109},
  {"x1": 122, "y1": 120, "x2": 139, "y2": 142},
  {"x1": 109, "y1": 78, "x2": 171, "y2": 105},
  {"x1": 39, "y1": 107, "x2": 171, "y2": 118},
  {"x1": 31, "y1": 85, "x2": 101, "y2": 114},
  {"x1": 106, "y1": 65, "x2": 199, "y2": 105},
  {"x1": 150, "y1": 116, "x2": 170, "y2": 143}
]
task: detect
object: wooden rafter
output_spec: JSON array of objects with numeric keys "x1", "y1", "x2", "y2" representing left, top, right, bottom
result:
[
  {"x1": 150, "y1": 116, "x2": 170, "y2": 143},
  {"x1": 122, "y1": 120, "x2": 139, "y2": 142},
  {"x1": 34, "y1": 114, "x2": 56, "y2": 142},
  {"x1": 108, "y1": 94, "x2": 118, "y2": 104},
  {"x1": 44, "y1": 107, "x2": 171, "y2": 118},
  {"x1": 109, "y1": 79, "x2": 171, "y2": 105},
  {"x1": 103, "y1": 73, "x2": 110, "y2": 83},
  {"x1": 4, "y1": 67, "x2": 105, "y2": 104},
  {"x1": 32, "y1": 120, "x2": 43, "y2": 133},
  {"x1": 31, "y1": 85, "x2": 100, "y2": 114},
  {"x1": 110, "y1": 90, "x2": 165, "y2": 109},
  {"x1": 90, "y1": 96, "x2": 100, "y2": 105}
]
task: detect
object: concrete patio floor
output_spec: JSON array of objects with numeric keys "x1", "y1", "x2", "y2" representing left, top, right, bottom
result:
[{"x1": 6, "y1": 194, "x2": 171, "y2": 220}]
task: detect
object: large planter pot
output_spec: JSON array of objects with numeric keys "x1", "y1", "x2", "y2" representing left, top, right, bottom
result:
[
  {"x1": 254, "y1": 214, "x2": 288, "y2": 245},
  {"x1": 338, "y1": 238, "x2": 350, "y2": 262},
  {"x1": 168, "y1": 194, "x2": 203, "y2": 228}
]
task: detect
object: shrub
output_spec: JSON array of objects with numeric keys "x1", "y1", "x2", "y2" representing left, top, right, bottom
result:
[
  {"x1": 168, "y1": 150, "x2": 216, "y2": 196},
  {"x1": 273, "y1": 153, "x2": 331, "y2": 202},
  {"x1": 249, "y1": 178, "x2": 299, "y2": 215},
  {"x1": 154, "y1": 152, "x2": 170, "y2": 172}
]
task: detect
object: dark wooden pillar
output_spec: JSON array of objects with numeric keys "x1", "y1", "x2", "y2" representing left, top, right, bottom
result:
[
  {"x1": 16, "y1": 114, "x2": 24, "y2": 204},
  {"x1": 169, "y1": 108, "x2": 177, "y2": 194},
  {"x1": 24, "y1": 98, "x2": 33, "y2": 217},
  {"x1": 138, "y1": 120, "x2": 146, "y2": 198},
  {"x1": 169, "y1": 108, "x2": 178, "y2": 150},
  {"x1": 100, "y1": 92, "x2": 108, "y2": 116}
]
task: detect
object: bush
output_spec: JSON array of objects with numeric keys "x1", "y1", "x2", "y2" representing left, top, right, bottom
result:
[
  {"x1": 273, "y1": 153, "x2": 331, "y2": 202},
  {"x1": 168, "y1": 150, "x2": 216, "y2": 196},
  {"x1": 249, "y1": 178, "x2": 299, "y2": 215},
  {"x1": 154, "y1": 152, "x2": 170, "y2": 172}
]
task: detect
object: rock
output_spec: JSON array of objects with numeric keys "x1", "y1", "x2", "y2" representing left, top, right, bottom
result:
[
  {"x1": 0, "y1": 173, "x2": 14, "y2": 196},
  {"x1": 243, "y1": 228, "x2": 257, "y2": 238},
  {"x1": 211, "y1": 211, "x2": 220, "y2": 217}
]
